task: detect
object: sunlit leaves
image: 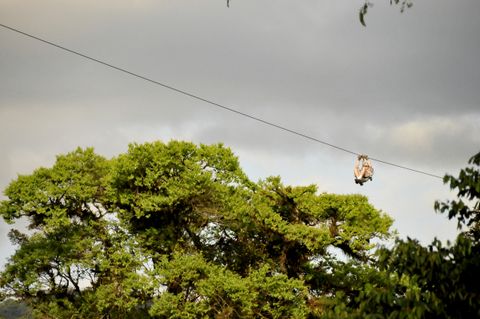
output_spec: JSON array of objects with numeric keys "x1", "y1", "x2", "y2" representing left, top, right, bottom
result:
[{"x1": 0, "y1": 141, "x2": 396, "y2": 318}]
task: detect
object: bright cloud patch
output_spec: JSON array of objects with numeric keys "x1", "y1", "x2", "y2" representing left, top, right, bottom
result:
[{"x1": 365, "y1": 115, "x2": 479, "y2": 169}]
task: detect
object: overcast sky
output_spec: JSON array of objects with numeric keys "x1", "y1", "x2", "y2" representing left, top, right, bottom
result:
[{"x1": 1, "y1": 0, "x2": 479, "y2": 269}]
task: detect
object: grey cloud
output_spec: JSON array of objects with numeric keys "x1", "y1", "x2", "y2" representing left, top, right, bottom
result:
[
  {"x1": 2, "y1": 0, "x2": 479, "y2": 124},
  {"x1": 360, "y1": 114, "x2": 480, "y2": 173}
]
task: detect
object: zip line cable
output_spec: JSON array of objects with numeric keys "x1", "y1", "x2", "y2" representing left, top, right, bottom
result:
[{"x1": 0, "y1": 23, "x2": 443, "y2": 180}]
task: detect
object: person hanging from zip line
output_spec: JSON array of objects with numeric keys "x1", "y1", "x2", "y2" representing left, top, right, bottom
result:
[{"x1": 354, "y1": 154, "x2": 373, "y2": 186}]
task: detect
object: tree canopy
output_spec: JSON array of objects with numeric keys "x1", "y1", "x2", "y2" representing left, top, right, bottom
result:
[
  {"x1": 0, "y1": 141, "x2": 393, "y2": 318},
  {"x1": 1, "y1": 142, "x2": 478, "y2": 318}
]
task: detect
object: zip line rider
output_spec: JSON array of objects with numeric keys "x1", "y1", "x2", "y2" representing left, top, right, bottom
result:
[{"x1": 354, "y1": 154, "x2": 373, "y2": 186}]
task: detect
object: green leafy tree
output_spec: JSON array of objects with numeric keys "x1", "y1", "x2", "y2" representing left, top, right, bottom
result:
[{"x1": 0, "y1": 141, "x2": 393, "y2": 318}]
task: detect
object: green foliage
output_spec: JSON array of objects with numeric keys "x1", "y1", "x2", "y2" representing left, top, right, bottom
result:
[
  {"x1": 0, "y1": 147, "x2": 110, "y2": 230},
  {"x1": 377, "y1": 235, "x2": 479, "y2": 318},
  {"x1": 435, "y1": 151, "x2": 480, "y2": 238},
  {"x1": 149, "y1": 253, "x2": 308, "y2": 318},
  {"x1": 0, "y1": 141, "x2": 393, "y2": 318},
  {"x1": 111, "y1": 141, "x2": 251, "y2": 258}
]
